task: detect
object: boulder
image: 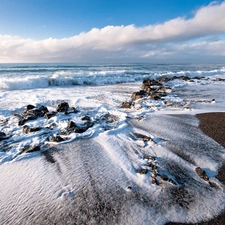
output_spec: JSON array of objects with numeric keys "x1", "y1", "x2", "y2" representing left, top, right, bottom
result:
[{"x1": 56, "y1": 102, "x2": 69, "y2": 113}]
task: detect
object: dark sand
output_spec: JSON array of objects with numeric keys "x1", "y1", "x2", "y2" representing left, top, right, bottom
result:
[{"x1": 167, "y1": 112, "x2": 225, "y2": 225}]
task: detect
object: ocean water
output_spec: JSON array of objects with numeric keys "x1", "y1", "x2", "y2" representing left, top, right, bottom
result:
[
  {"x1": 0, "y1": 63, "x2": 225, "y2": 90},
  {"x1": 0, "y1": 63, "x2": 225, "y2": 224}
]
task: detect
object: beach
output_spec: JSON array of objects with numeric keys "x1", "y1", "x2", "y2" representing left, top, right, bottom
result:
[
  {"x1": 167, "y1": 112, "x2": 225, "y2": 225},
  {"x1": 0, "y1": 63, "x2": 225, "y2": 224}
]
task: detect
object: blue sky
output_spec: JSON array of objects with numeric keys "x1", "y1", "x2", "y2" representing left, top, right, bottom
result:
[{"x1": 0, "y1": 0, "x2": 225, "y2": 63}]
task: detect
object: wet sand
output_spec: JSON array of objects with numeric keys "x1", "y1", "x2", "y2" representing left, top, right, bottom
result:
[{"x1": 167, "y1": 112, "x2": 225, "y2": 225}]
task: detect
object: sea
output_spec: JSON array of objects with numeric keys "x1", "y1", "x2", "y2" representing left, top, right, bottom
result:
[{"x1": 0, "y1": 63, "x2": 225, "y2": 224}]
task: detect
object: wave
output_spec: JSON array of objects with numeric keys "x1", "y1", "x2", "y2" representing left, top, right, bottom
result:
[
  {"x1": 0, "y1": 66, "x2": 225, "y2": 91},
  {"x1": 0, "y1": 70, "x2": 149, "y2": 90}
]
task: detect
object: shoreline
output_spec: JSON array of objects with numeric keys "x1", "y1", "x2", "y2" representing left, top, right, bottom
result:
[{"x1": 167, "y1": 112, "x2": 225, "y2": 225}]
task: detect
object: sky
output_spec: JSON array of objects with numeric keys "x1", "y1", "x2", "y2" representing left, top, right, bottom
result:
[{"x1": 0, "y1": 0, "x2": 225, "y2": 63}]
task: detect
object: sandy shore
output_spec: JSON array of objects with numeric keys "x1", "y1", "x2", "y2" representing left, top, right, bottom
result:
[
  {"x1": 167, "y1": 112, "x2": 225, "y2": 225},
  {"x1": 0, "y1": 112, "x2": 225, "y2": 224}
]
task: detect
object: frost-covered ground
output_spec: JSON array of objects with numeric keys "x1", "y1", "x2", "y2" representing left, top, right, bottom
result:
[{"x1": 0, "y1": 76, "x2": 225, "y2": 224}]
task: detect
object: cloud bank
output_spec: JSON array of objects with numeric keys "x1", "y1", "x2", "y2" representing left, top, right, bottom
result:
[{"x1": 1, "y1": 1, "x2": 225, "y2": 63}]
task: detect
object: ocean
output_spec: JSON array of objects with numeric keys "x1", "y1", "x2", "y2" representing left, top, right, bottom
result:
[
  {"x1": 0, "y1": 63, "x2": 225, "y2": 224},
  {"x1": 1, "y1": 63, "x2": 225, "y2": 90}
]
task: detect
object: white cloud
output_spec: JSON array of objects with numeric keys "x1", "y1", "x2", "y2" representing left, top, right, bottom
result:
[{"x1": 0, "y1": 1, "x2": 225, "y2": 62}]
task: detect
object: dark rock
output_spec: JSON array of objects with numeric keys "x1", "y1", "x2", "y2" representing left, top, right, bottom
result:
[
  {"x1": 25, "y1": 104, "x2": 35, "y2": 111},
  {"x1": 156, "y1": 86, "x2": 171, "y2": 93},
  {"x1": 134, "y1": 133, "x2": 152, "y2": 142},
  {"x1": 44, "y1": 111, "x2": 56, "y2": 119},
  {"x1": 81, "y1": 115, "x2": 91, "y2": 121},
  {"x1": 0, "y1": 131, "x2": 6, "y2": 137},
  {"x1": 23, "y1": 125, "x2": 41, "y2": 134},
  {"x1": 56, "y1": 102, "x2": 69, "y2": 113},
  {"x1": 164, "y1": 101, "x2": 173, "y2": 107},
  {"x1": 142, "y1": 79, "x2": 162, "y2": 92},
  {"x1": 67, "y1": 121, "x2": 77, "y2": 129},
  {"x1": 48, "y1": 135, "x2": 65, "y2": 142},
  {"x1": 168, "y1": 178, "x2": 177, "y2": 185},
  {"x1": 18, "y1": 119, "x2": 26, "y2": 126},
  {"x1": 22, "y1": 125, "x2": 30, "y2": 134},
  {"x1": 101, "y1": 113, "x2": 118, "y2": 123},
  {"x1": 209, "y1": 181, "x2": 219, "y2": 188},
  {"x1": 131, "y1": 90, "x2": 146, "y2": 100},
  {"x1": 136, "y1": 168, "x2": 148, "y2": 175},
  {"x1": 38, "y1": 105, "x2": 49, "y2": 115},
  {"x1": 151, "y1": 177, "x2": 159, "y2": 185},
  {"x1": 74, "y1": 127, "x2": 87, "y2": 133},
  {"x1": 159, "y1": 77, "x2": 171, "y2": 83},
  {"x1": 21, "y1": 145, "x2": 41, "y2": 153},
  {"x1": 121, "y1": 101, "x2": 132, "y2": 108},
  {"x1": 0, "y1": 131, "x2": 9, "y2": 141},
  {"x1": 195, "y1": 167, "x2": 209, "y2": 181},
  {"x1": 160, "y1": 174, "x2": 169, "y2": 181},
  {"x1": 150, "y1": 93, "x2": 161, "y2": 100},
  {"x1": 147, "y1": 162, "x2": 157, "y2": 171}
]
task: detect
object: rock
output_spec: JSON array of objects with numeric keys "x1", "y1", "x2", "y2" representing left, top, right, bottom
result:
[
  {"x1": 136, "y1": 168, "x2": 148, "y2": 175},
  {"x1": 67, "y1": 121, "x2": 77, "y2": 129},
  {"x1": 44, "y1": 111, "x2": 56, "y2": 119},
  {"x1": 121, "y1": 101, "x2": 132, "y2": 108},
  {"x1": 18, "y1": 119, "x2": 26, "y2": 126},
  {"x1": 21, "y1": 145, "x2": 41, "y2": 153},
  {"x1": 25, "y1": 104, "x2": 35, "y2": 111},
  {"x1": 156, "y1": 86, "x2": 172, "y2": 93},
  {"x1": 164, "y1": 101, "x2": 173, "y2": 107},
  {"x1": 48, "y1": 135, "x2": 65, "y2": 142},
  {"x1": 23, "y1": 125, "x2": 41, "y2": 134},
  {"x1": 151, "y1": 177, "x2": 159, "y2": 185},
  {"x1": 22, "y1": 125, "x2": 30, "y2": 134},
  {"x1": 195, "y1": 167, "x2": 209, "y2": 181},
  {"x1": 74, "y1": 127, "x2": 87, "y2": 133},
  {"x1": 131, "y1": 90, "x2": 146, "y2": 100},
  {"x1": 150, "y1": 93, "x2": 162, "y2": 100},
  {"x1": 142, "y1": 79, "x2": 162, "y2": 92},
  {"x1": 81, "y1": 115, "x2": 91, "y2": 121},
  {"x1": 56, "y1": 102, "x2": 69, "y2": 113},
  {"x1": 38, "y1": 105, "x2": 49, "y2": 115},
  {"x1": 101, "y1": 113, "x2": 118, "y2": 123},
  {"x1": 134, "y1": 133, "x2": 152, "y2": 142},
  {"x1": 0, "y1": 131, "x2": 8, "y2": 141},
  {"x1": 18, "y1": 105, "x2": 49, "y2": 126}
]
